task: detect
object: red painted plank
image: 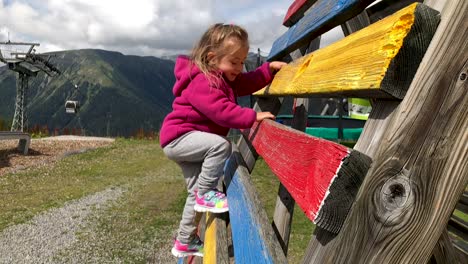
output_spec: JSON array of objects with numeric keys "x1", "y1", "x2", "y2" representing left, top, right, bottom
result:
[
  {"x1": 243, "y1": 120, "x2": 371, "y2": 233},
  {"x1": 283, "y1": 0, "x2": 317, "y2": 27}
]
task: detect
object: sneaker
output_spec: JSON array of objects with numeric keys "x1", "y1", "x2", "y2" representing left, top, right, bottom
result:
[
  {"x1": 194, "y1": 189, "x2": 229, "y2": 213},
  {"x1": 171, "y1": 236, "x2": 204, "y2": 257}
]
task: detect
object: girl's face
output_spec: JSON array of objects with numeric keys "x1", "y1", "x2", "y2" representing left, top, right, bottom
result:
[{"x1": 210, "y1": 38, "x2": 249, "y2": 81}]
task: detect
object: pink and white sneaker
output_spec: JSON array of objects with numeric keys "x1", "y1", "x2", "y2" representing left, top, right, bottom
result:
[
  {"x1": 171, "y1": 236, "x2": 204, "y2": 257},
  {"x1": 194, "y1": 189, "x2": 229, "y2": 213}
]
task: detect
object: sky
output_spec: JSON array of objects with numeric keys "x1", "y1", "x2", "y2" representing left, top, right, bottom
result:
[{"x1": 0, "y1": 0, "x2": 344, "y2": 58}]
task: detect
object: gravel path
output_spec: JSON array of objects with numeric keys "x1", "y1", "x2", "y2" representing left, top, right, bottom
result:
[{"x1": 0, "y1": 187, "x2": 125, "y2": 264}]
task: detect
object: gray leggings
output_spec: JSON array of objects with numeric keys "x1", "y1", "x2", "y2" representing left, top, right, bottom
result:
[{"x1": 163, "y1": 131, "x2": 231, "y2": 243}]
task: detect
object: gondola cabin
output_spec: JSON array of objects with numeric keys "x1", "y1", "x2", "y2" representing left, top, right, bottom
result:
[{"x1": 65, "y1": 100, "x2": 80, "y2": 114}]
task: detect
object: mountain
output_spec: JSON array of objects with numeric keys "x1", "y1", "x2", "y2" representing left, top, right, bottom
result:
[
  {"x1": 0, "y1": 49, "x2": 176, "y2": 137},
  {"x1": 0, "y1": 49, "x2": 306, "y2": 137}
]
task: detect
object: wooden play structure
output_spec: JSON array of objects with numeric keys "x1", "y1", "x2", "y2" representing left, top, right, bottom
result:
[{"x1": 179, "y1": 0, "x2": 467, "y2": 263}]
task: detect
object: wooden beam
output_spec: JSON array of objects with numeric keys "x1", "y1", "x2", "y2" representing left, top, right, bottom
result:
[
  {"x1": 271, "y1": 39, "x2": 319, "y2": 256},
  {"x1": 202, "y1": 178, "x2": 229, "y2": 264},
  {"x1": 282, "y1": 0, "x2": 317, "y2": 27},
  {"x1": 302, "y1": 0, "x2": 468, "y2": 262},
  {"x1": 203, "y1": 212, "x2": 229, "y2": 264},
  {"x1": 268, "y1": 0, "x2": 375, "y2": 61},
  {"x1": 237, "y1": 97, "x2": 283, "y2": 172},
  {"x1": 243, "y1": 119, "x2": 371, "y2": 233},
  {"x1": 366, "y1": 0, "x2": 423, "y2": 23},
  {"x1": 258, "y1": 3, "x2": 440, "y2": 99},
  {"x1": 272, "y1": 97, "x2": 309, "y2": 255},
  {"x1": 430, "y1": 230, "x2": 462, "y2": 264},
  {"x1": 224, "y1": 145, "x2": 287, "y2": 264}
]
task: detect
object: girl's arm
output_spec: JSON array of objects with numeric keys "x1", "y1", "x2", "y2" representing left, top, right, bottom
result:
[{"x1": 234, "y1": 61, "x2": 287, "y2": 96}]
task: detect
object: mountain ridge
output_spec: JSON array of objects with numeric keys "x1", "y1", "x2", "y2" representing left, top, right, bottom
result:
[
  {"x1": 0, "y1": 49, "x2": 176, "y2": 136},
  {"x1": 0, "y1": 49, "x2": 268, "y2": 137}
]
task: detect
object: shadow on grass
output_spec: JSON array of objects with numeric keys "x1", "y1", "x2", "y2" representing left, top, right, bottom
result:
[{"x1": 0, "y1": 147, "x2": 44, "y2": 169}]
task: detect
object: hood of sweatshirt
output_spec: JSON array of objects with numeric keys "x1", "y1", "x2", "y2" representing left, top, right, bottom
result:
[{"x1": 172, "y1": 55, "x2": 201, "y2": 97}]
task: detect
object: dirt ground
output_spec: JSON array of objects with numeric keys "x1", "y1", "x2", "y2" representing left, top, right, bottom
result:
[{"x1": 0, "y1": 136, "x2": 114, "y2": 177}]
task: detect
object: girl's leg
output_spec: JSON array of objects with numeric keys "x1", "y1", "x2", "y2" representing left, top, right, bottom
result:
[
  {"x1": 164, "y1": 131, "x2": 231, "y2": 242},
  {"x1": 164, "y1": 131, "x2": 231, "y2": 195},
  {"x1": 176, "y1": 161, "x2": 202, "y2": 243}
]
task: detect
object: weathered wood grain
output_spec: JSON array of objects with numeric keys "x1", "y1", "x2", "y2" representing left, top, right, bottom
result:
[
  {"x1": 243, "y1": 119, "x2": 371, "y2": 233},
  {"x1": 203, "y1": 179, "x2": 229, "y2": 264},
  {"x1": 283, "y1": 0, "x2": 317, "y2": 27},
  {"x1": 430, "y1": 230, "x2": 462, "y2": 264},
  {"x1": 224, "y1": 145, "x2": 287, "y2": 264},
  {"x1": 366, "y1": 0, "x2": 423, "y2": 23},
  {"x1": 203, "y1": 212, "x2": 229, "y2": 264},
  {"x1": 448, "y1": 211, "x2": 468, "y2": 258},
  {"x1": 268, "y1": 0, "x2": 375, "y2": 61},
  {"x1": 455, "y1": 192, "x2": 468, "y2": 214},
  {"x1": 237, "y1": 97, "x2": 283, "y2": 173},
  {"x1": 302, "y1": 0, "x2": 468, "y2": 262},
  {"x1": 272, "y1": 97, "x2": 309, "y2": 255},
  {"x1": 271, "y1": 39, "x2": 319, "y2": 256},
  {"x1": 259, "y1": 3, "x2": 440, "y2": 99}
]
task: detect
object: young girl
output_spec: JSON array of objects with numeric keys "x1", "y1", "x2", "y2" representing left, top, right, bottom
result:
[{"x1": 160, "y1": 23, "x2": 286, "y2": 258}]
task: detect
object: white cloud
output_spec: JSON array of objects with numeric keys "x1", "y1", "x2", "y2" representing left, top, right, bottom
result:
[
  {"x1": 0, "y1": 0, "x2": 344, "y2": 58},
  {"x1": 0, "y1": 0, "x2": 218, "y2": 55}
]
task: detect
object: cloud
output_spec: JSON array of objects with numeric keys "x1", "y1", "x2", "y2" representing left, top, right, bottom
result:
[
  {"x1": 0, "y1": 0, "x2": 292, "y2": 56},
  {"x1": 0, "y1": 0, "x2": 343, "y2": 58}
]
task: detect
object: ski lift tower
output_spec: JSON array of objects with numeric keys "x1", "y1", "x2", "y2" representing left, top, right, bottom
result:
[{"x1": 0, "y1": 41, "x2": 60, "y2": 131}]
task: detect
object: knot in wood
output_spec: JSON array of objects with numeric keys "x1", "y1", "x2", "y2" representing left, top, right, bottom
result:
[
  {"x1": 385, "y1": 183, "x2": 406, "y2": 207},
  {"x1": 381, "y1": 176, "x2": 410, "y2": 211},
  {"x1": 374, "y1": 169, "x2": 414, "y2": 226}
]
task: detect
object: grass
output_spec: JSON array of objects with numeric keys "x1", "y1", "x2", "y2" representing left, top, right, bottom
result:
[
  {"x1": 5, "y1": 137, "x2": 466, "y2": 264},
  {"x1": 0, "y1": 139, "x2": 187, "y2": 262},
  {"x1": 0, "y1": 139, "x2": 183, "y2": 231},
  {"x1": 0, "y1": 138, "x2": 312, "y2": 263},
  {"x1": 2, "y1": 138, "x2": 465, "y2": 263}
]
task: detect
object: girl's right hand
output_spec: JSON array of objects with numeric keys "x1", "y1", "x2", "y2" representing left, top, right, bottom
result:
[{"x1": 256, "y1": 112, "x2": 275, "y2": 121}]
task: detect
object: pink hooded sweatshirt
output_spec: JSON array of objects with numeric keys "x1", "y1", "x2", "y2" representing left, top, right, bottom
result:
[{"x1": 159, "y1": 55, "x2": 274, "y2": 147}]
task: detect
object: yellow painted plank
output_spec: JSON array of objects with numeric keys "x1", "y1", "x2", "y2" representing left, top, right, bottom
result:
[
  {"x1": 256, "y1": 3, "x2": 438, "y2": 98},
  {"x1": 203, "y1": 213, "x2": 216, "y2": 264}
]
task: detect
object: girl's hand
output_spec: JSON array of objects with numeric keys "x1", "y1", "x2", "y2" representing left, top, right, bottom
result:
[
  {"x1": 256, "y1": 111, "x2": 275, "y2": 122},
  {"x1": 269, "y1": 61, "x2": 287, "y2": 73}
]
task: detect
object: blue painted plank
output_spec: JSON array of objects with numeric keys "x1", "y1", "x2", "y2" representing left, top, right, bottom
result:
[
  {"x1": 283, "y1": 0, "x2": 318, "y2": 27},
  {"x1": 224, "y1": 149, "x2": 287, "y2": 264},
  {"x1": 268, "y1": 0, "x2": 375, "y2": 61}
]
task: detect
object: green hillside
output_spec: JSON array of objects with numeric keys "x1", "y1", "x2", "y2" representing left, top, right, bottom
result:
[
  {"x1": 0, "y1": 50, "x2": 277, "y2": 137},
  {"x1": 0, "y1": 49, "x2": 176, "y2": 137}
]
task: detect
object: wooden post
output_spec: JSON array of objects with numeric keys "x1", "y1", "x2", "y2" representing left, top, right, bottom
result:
[
  {"x1": 243, "y1": 119, "x2": 371, "y2": 233},
  {"x1": 236, "y1": 97, "x2": 283, "y2": 172},
  {"x1": 430, "y1": 230, "x2": 462, "y2": 264},
  {"x1": 224, "y1": 145, "x2": 288, "y2": 264},
  {"x1": 302, "y1": 0, "x2": 468, "y2": 262},
  {"x1": 272, "y1": 38, "x2": 320, "y2": 256},
  {"x1": 203, "y1": 179, "x2": 229, "y2": 264}
]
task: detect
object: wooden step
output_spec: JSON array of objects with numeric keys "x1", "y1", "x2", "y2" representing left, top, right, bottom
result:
[
  {"x1": 268, "y1": 0, "x2": 375, "y2": 61},
  {"x1": 258, "y1": 3, "x2": 440, "y2": 99},
  {"x1": 242, "y1": 119, "x2": 371, "y2": 233}
]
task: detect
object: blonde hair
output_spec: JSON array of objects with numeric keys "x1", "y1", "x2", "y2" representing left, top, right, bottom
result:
[{"x1": 191, "y1": 23, "x2": 249, "y2": 83}]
